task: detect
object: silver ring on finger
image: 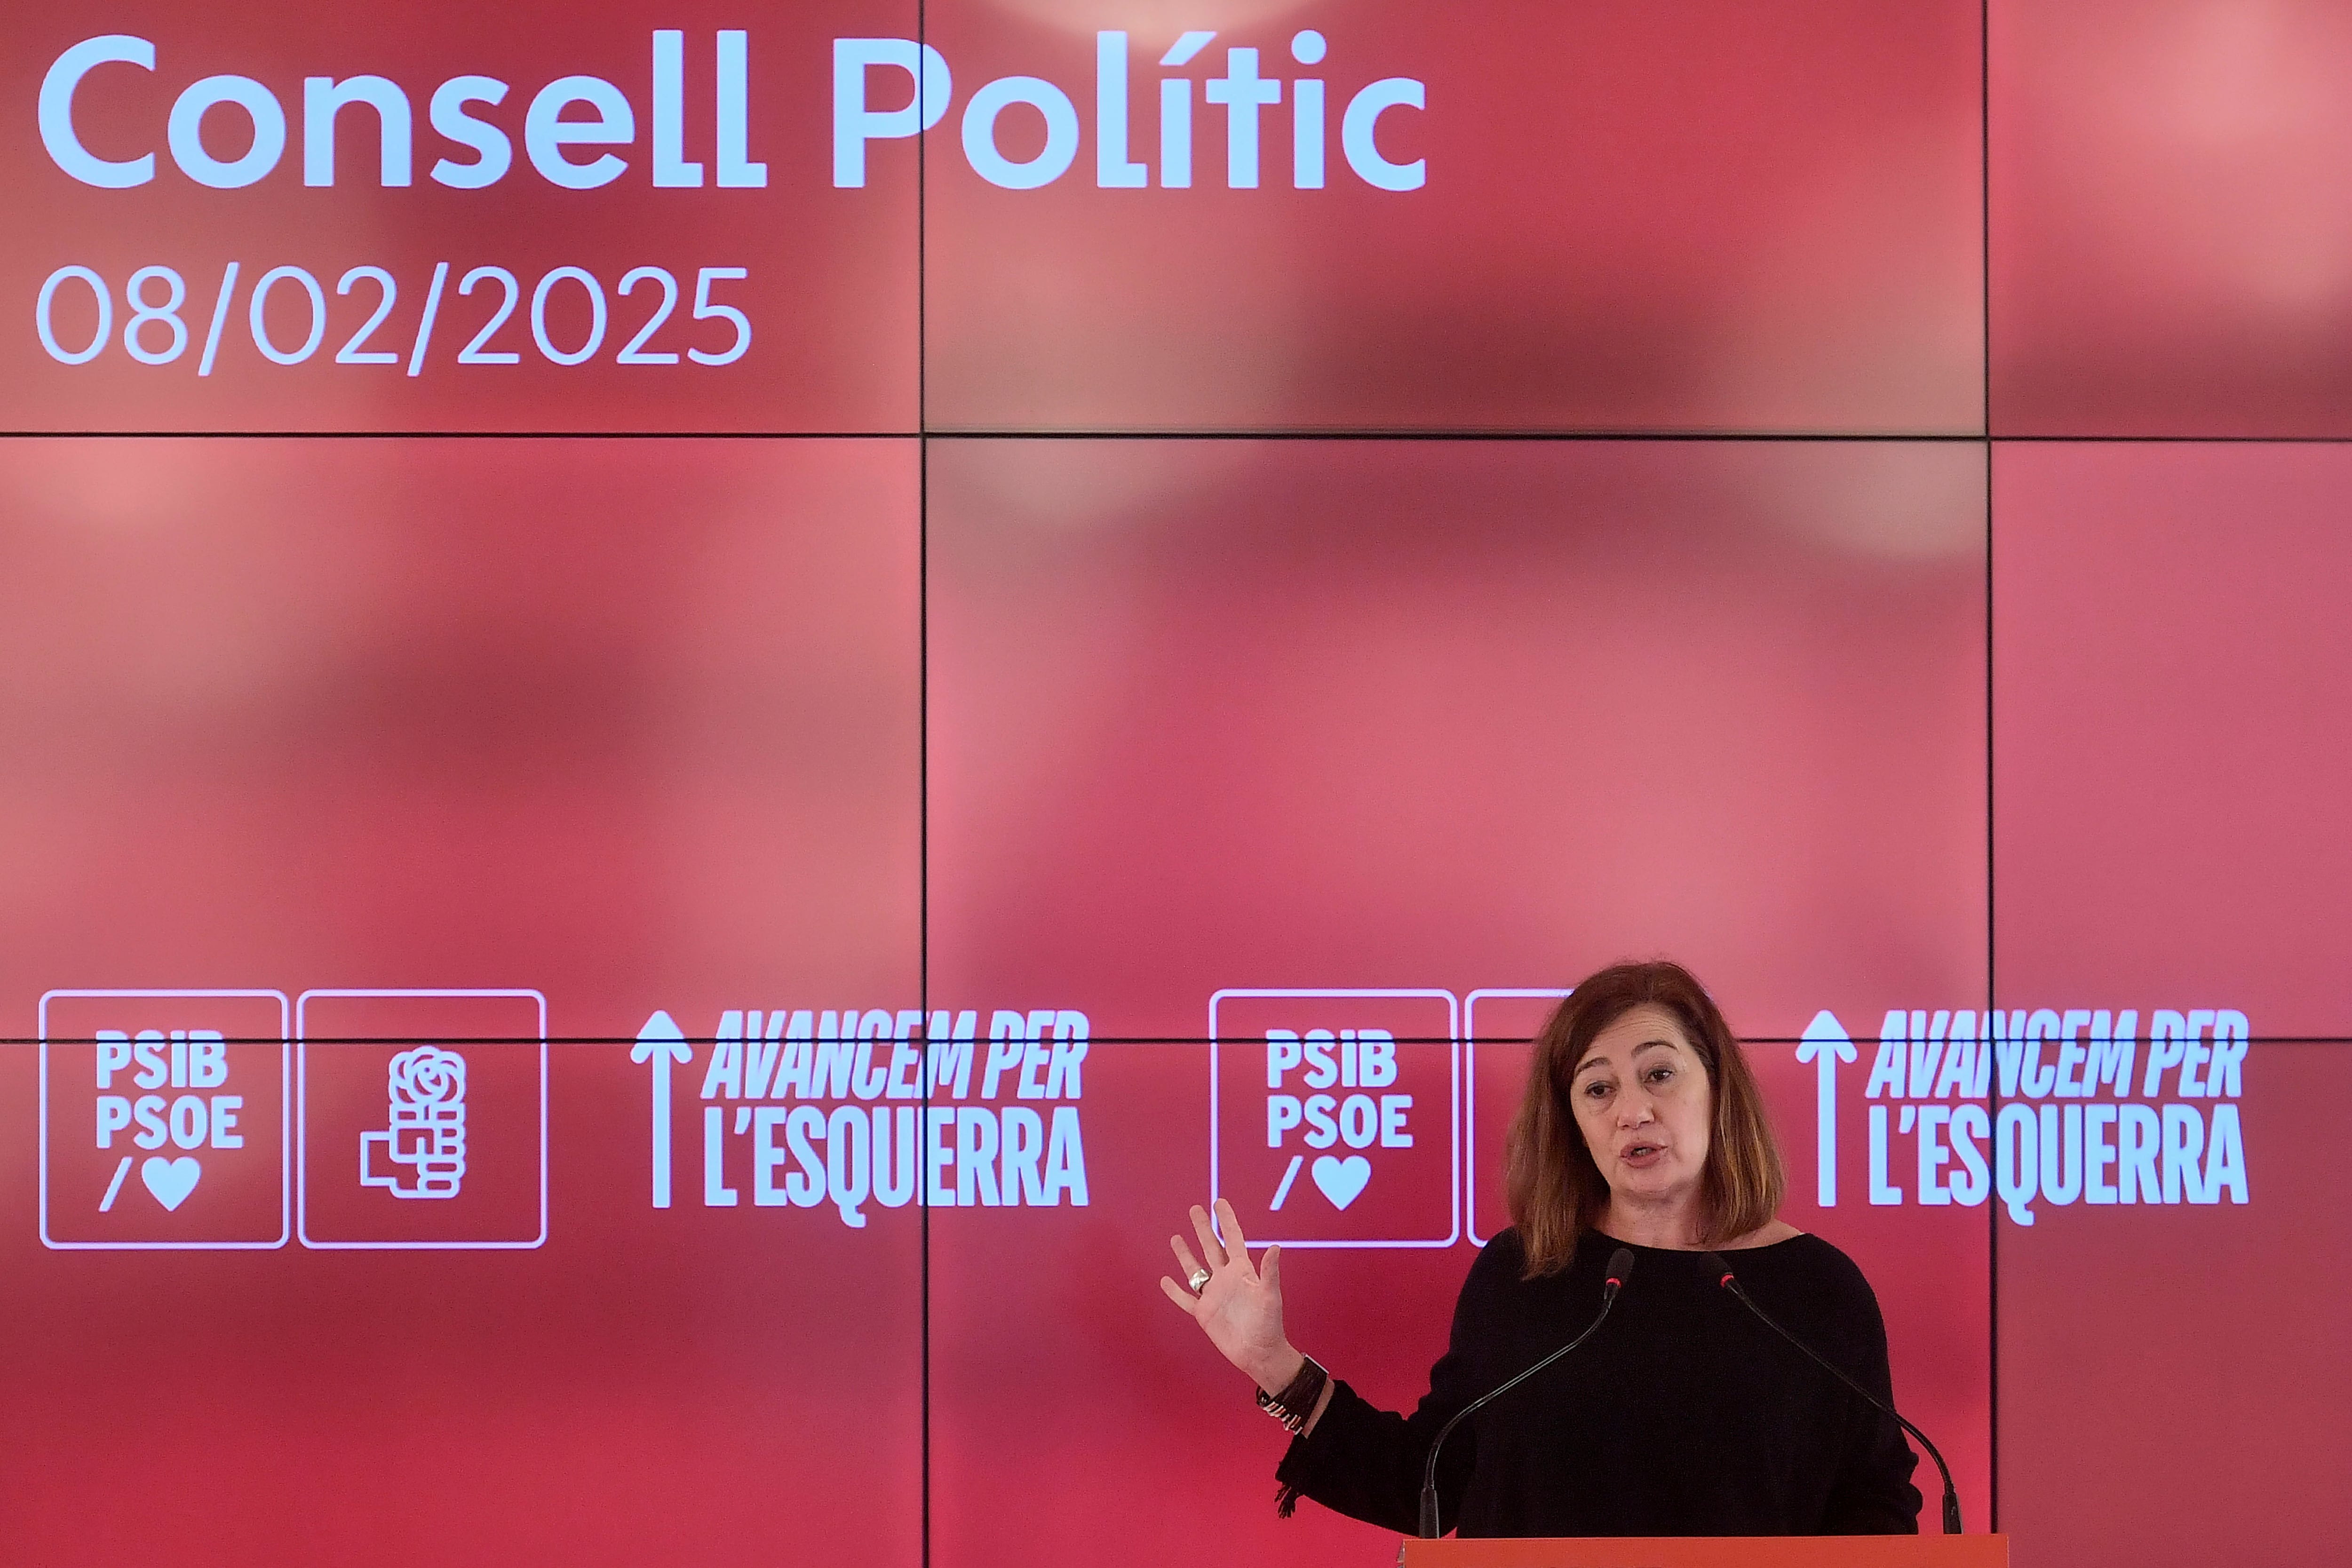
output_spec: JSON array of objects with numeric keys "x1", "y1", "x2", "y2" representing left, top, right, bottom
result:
[{"x1": 1187, "y1": 1267, "x2": 1212, "y2": 1294}]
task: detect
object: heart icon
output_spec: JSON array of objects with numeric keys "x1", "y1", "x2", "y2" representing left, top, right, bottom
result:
[
  {"x1": 1311, "y1": 1154, "x2": 1371, "y2": 1210},
  {"x1": 141, "y1": 1156, "x2": 202, "y2": 1212}
]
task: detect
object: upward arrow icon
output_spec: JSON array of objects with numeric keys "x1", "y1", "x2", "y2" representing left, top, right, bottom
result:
[
  {"x1": 1796, "y1": 1010, "x2": 1858, "y2": 1208},
  {"x1": 631, "y1": 1011, "x2": 694, "y2": 1210}
]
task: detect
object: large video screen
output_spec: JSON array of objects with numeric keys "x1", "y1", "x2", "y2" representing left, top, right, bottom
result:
[
  {"x1": 0, "y1": 437, "x2": 922, "y2": 1564},
  {"x1": 3, "y1": 5, "x2": 2331, "y2": 1568}
]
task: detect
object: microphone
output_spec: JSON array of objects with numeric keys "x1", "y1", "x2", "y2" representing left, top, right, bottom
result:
[
  {"x1": 1415, "y1": 1246, "x2": 1634, "y2": 1538},
  {"x1": 1700, "y1": 1253, "x2": 1963, "y2": 1535}
]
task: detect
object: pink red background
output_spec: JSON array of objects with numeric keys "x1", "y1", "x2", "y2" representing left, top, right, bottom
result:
[
  {"x1": 1992, "y1": 0, "x2": 2352, "y2": 434},
  {"x1": 3, "y1": 5, "x2": 2344, "y2": 1568}
]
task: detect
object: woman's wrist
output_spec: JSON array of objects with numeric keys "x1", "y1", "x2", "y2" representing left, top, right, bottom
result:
[
  {"x1": 1251, "y1": 1351, "x2": 1330, "y2": 1438},
  {"x1": 1299, "y1": 1376, "x2": 1335, "y2": 1439},
  {"x1": 1245, "y1": 1344, "x2": 1307, "y2": 1397}
]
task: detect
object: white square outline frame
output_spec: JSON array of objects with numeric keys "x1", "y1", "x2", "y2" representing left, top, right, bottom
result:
[
  {"x1": 296, "y1": 988, "x2": 548, "y2": 1251},
  {"x1": 39, "y1": 989, "x2": 293, "y2": 1251},
  {"x1": 1464, "y1": 988, "x2": 1572, "y2": 1247},
  {"x1": 1208, "y1": 988, "x2": 1459, "y2": 1249}
]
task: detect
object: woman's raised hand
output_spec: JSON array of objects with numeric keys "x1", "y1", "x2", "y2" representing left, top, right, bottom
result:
[{"x1": 1158, "y1": 1198, "x2": 1304, "y2": 1395}]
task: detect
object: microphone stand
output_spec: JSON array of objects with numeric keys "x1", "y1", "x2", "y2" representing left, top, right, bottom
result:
[
  {"x1": 1415, "y1": 1250, "x2": 1633, "y2": 1538},
  {"x1": 1703, "y1": 1255, "x2": 1964, "y2": 1535}
]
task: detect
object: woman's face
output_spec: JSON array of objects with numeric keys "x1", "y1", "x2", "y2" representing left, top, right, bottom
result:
[{"x1": 1568, "y1": 1003, "x2": 1714, "y2": 1207}]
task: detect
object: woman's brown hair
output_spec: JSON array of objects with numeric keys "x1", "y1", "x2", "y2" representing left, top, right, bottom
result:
[{"x1": 1504, "y1": 959, "x2": 1785, "y2": 1276}]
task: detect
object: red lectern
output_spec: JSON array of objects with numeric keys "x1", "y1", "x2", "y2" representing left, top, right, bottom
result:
[{"x1": 1400, "y1": 1538, "x2": 2008, "y2": 1567}]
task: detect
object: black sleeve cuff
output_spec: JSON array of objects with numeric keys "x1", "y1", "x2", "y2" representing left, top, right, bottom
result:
[{"x1": 1271, "y1": 1380, "x2": 1413, "y2": 1528}]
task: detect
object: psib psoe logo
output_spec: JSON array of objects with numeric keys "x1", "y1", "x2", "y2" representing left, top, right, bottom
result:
[
  {"x1": 1209, "y1": 989, "x2": 1458, "y2": 1250},
  {"x1": 40, "y1": 986, "x2": 546, "y2": 1251},
  {"x1": 40, "y1": 989, "x2": 291, "y2": 1250},
  {"x1": 1799, "y1": 1007, "x2": 2251, "y2": 1226}
]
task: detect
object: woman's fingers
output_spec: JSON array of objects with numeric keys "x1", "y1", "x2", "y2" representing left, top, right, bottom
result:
[
  {"x1": 1170, "y1": 1202, "x2": 1271, "y2": 1324},
  {"x1": 1189, "y1": 1205, "x2": 1224, "y2": 1275},
  {"x1": 1260, "y1": 1242, "x2": 1282, "y2": 1296},
  {"x1": 1214, "y1": 1198, "x2": 1252, "y2": 1269}
]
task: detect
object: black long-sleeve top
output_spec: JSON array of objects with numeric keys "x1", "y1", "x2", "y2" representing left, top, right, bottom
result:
[{"x1": 1275, "y1": 1227, "x2": 1923, "y2": 1536}]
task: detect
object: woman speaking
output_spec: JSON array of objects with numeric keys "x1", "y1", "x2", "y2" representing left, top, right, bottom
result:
[{"x1": 1160, "y1": 961, "x2": 1924, "y2": 1536}]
